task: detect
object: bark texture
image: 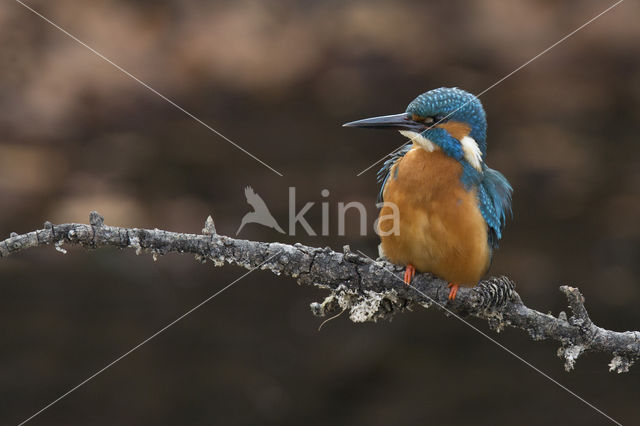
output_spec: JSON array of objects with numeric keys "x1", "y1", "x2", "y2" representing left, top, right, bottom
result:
[{"x1": 1, "y1": 211, "x2": 638, "y2": 373}]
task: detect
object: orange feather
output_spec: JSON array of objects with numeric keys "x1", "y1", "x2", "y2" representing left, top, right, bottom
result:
[
  {"x1": 435, "y1": 121, "x2": 471, "y2": 141},
  {"x1": 377, "y1": 145, "x2": 490, "y2": 286}
]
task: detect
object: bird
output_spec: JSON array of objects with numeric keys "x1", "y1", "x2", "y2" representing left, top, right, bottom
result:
[
  {"x1": 236, "y1": 186, "x2": 285, "y2": 235},
  {"x1": 343, "y1": 87, "x2": 512, "y2": 301}
]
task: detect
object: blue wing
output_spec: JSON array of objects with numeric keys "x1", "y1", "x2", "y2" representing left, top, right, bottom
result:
[
  {"x1": 377, "y1": 143, "x2": 412, "y2": 202},
  {"x1": 478, "y1": 166, "x2": 513, "y2": 249}
]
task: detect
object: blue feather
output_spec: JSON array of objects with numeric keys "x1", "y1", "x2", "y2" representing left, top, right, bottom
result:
[
  {"x1": 377, "y1": 143, "x2": 411, "y2": 202},
  {"x1": 478, "y1": 166, "x2": 513, "y2": 249},
  {"x1": 406, "y1": 87, "x2": 487, "y2": 154}
]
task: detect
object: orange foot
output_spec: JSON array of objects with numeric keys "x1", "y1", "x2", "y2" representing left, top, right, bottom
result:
[
  {"x1": 403, "y1": 264, "x2": 416, "y2": 285},
  {"x1": 447, "y1": 283, "x2": 459, "y2": 301}
]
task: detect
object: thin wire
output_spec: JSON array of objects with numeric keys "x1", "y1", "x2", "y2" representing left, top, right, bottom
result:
[
  {"x1": 18, "y1": 252, "x2": 281, "y2": 426},
  {"x1": 356, "y1": 250, "x2": 622, "y2": 426},
  {"x1": 355, "y1": 0, "x2": 624, "y2": 177},
  {"x1": 14, "y1": 0, "x2": 284, "y2": 177}
]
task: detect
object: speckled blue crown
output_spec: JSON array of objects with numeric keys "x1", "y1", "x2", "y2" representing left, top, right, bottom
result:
[{"x1": 406, "y1": 87, "x2": 487, "y2": 153}]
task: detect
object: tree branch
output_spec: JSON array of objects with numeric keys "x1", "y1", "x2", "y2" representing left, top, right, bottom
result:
[{"x1": 1, "y1": 211, "x2": 638, "y2": 373}]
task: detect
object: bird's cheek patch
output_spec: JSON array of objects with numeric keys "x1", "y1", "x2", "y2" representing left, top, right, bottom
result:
[
  {"x1": 435, "y1": 121, "x2": 471, "y2": 140},
  {"x1": 460, "y1": 136, "x2": 483, "y2": 172}
]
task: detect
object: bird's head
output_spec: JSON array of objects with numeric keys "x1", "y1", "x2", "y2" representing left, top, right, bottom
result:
[{"x1": 344, "y1": 87, "x2": 487, "y2": 171}]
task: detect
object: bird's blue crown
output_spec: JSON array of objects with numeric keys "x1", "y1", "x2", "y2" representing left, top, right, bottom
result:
[{"x1": 406, "y1": 87, "x2": 488, "y2": 155}]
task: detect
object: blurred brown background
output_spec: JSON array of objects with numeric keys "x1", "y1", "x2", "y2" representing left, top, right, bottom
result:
[{"x1": 1, "y1": 0, "x2": 639, "y2": 424}]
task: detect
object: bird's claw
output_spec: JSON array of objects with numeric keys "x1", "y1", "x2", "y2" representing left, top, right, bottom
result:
[
  {"x1": 447, "y1": 283, "x2": 459, "y2": 301},
  {"x1": 403, "y1": 264, "x2": 416, "y2": 285}
]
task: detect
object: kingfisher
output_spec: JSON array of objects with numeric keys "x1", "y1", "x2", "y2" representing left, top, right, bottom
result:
[{"x1": 344, "y1": 87, "x2": 512, "y2": 300}]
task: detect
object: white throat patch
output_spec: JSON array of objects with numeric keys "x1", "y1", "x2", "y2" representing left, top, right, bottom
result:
[
  {"x1": 460, "y1": 135, "x2": 483, "y2": 171},
  {"x1": 399, "y1": 130, "x2": 438, "y2": 152}
]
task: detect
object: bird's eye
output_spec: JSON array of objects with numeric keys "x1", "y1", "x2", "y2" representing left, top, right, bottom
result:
[{"x1": 411, "y1": 114, "x2": 435, "y2": 125}]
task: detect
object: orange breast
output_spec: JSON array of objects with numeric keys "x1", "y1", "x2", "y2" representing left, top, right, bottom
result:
[{"x1": 377, "y1": 146, "x2": 490, "y2": 286}]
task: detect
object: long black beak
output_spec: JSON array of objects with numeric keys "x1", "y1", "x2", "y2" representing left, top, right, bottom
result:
[{"x1": 342, "y1": 113, "x2": 424, "y2": 132}]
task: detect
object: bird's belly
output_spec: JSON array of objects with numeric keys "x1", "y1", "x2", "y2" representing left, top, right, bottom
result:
[{"x1": 377, "y1": 147, "x2": 490, "y2": 286}]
